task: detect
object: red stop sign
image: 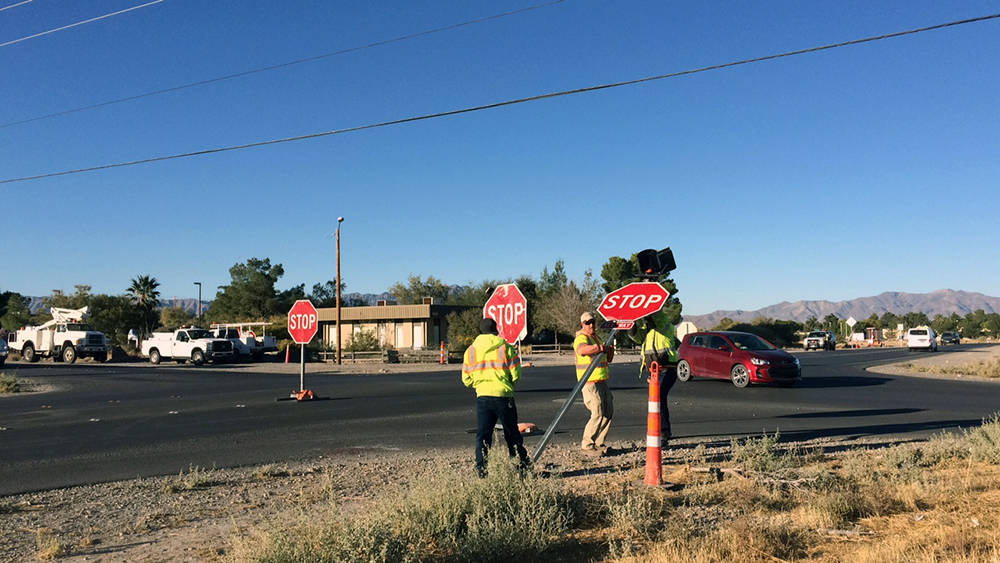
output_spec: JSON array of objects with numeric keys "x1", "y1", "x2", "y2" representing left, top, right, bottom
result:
[
  {"x1": 597, "y1": 282, "x2": 670, "y2": 322},
  {"x1": 287, "y1": 299, "x2": 319, "y2": 344},
  {"x1": 483, "y1": 284, "x2": 527, "y2": 344}
]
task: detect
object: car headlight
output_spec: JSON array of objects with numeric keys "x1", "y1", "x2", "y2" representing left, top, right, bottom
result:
[
  {"x1": 750, "y1": 357, "x2": 769, "y2": 366},
  {"x1": 75, "y1": 338, "x2": 85, "y2": 345}
]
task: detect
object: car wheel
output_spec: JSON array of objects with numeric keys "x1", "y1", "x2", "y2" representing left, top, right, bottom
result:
[
  {"x1": 22, "y1": 343, "x2": 38, "y2": 363},
  {"x1": 676, "y1": 360, "x2": 692, "y2": 382},
  {"x1": 149, "y1": 348, "x2": 161, "y2": 365},
  {"x1": 731, "y1": 364, "x2": 750, "y2": 388},
  {"x1": 62, "y1": 345, "x2": 77, "y2": 364},
  {"x1": 0, "y1": 357, "x2": 5, "y2": 368},
  {"x1": 192, "y1": 349, "x2": 205, "y2": 366}
]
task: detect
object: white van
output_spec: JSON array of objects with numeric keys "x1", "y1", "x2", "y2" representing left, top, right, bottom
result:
[{"x1": 906, "y1": 327, "x2": 938, "y2": 352}]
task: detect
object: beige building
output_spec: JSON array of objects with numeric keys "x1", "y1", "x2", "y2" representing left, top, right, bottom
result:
[{"x1": 317, "y1": 301, "x2": 471, "y2": 350}]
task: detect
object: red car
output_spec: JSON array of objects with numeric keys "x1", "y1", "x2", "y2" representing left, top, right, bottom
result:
[{"x1": 677, "y1": 331, "x2": 801, "y2": 388}]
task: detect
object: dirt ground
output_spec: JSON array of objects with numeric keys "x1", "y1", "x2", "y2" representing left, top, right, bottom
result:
[
  {"x1": 866, "y1": 343, "x2": 1000, "y2": 381},
  {"x1": 3, "y1": 347, "x2": 998, "y2": 561}
]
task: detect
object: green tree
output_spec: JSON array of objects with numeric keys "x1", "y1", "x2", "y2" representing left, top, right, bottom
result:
[
  {"x1": 389, "y1": 275, "x2": 451, "y2": 305},
  {"x1": 535, "y1": 281, "x2": 594, "y2": 345},
  {"x1": 538, "y1": 260, "x2": 568, "y2": 297},
  {"x1": 344, "y1": 330, "x2": 380, "y2": 352},
  {"x1": 713, "y1": 317, "x2": 737, "y2": 331},
  {"x1": 127, "y1": 275, "x2": 161, "y2": 335},
  {"x1": 902, "y1": 312, "x2": 930, "y2": 330},
  {"x1": 88, "y1": 294, "x2": 146, "y2": 347},
  {"x1": 863, "y1": 313, "x2": 881, "y2": 329},
  {"x1": 0, "y1": 293, "x2": 32, "y2": 330},
  {"x1": 600, "y1": 256, "x2": 637, "y2": 294},
  {"x1": 159, "y1": 306, "x2": 195, "y2": 331},
  {"x1": 447, "y1": 308, "x2": 483, "y2": 350},
  {"x1": 822, "y1": 314, "x2": 840, "y2": 333},
  {"x1": 803, "y1": 316, "x2": 819, "y2": 331},
  {"x1": 208, "y1": 258, "x2": 288, "y2": 322},
  {"x1": 879, "y1": 312, "x2": 900, "y2": 331}
]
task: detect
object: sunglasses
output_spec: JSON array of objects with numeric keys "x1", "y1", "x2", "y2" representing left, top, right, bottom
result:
[{"x1": 583, "y1": 319, "x2": 594, "y2": 325}]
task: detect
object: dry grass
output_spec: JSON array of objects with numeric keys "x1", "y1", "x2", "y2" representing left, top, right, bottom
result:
[
  {"x1": 901, "y1": 358, "x2": 1000, "y2": 378},
  {"x1": 230, "y1": 416, "x2": 1000, "y2": 562},
  {"x1": 34, "y1": 528, "x2": 67, "y2": 560},
  {"x1": 160, "y1": 464, "x2": 221, "y2": 494},
  {"x1": 0, "y1": 372, "x2": 20, "y2": 393}
]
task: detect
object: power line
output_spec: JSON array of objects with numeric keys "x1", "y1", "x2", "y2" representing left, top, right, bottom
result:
[
  {"x1": 2, "y1": 12, "x2": 998, "y2": 186},
  {"x1": 0, "y1": 0, "x2": 33, "y2": 14},
  {"x1": 0, "y1": 0, "x2": 164, "y2": 48},
  {"x1": 1, "y1": 0, "x2": 567, "y2": 129}
]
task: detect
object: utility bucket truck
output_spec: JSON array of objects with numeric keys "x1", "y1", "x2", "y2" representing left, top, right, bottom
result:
[{"x1": 7, "y1": 307, "x2": 110, "y2": 363}]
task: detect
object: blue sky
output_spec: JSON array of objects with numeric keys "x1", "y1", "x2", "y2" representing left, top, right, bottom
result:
[{"x1": 2, "y1": 0, "x2": 998, "y2": 315}]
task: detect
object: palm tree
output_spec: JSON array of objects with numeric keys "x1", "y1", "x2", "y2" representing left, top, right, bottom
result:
[{"x1": 128, "y1": 275, "x2": 161, "y2": 335}]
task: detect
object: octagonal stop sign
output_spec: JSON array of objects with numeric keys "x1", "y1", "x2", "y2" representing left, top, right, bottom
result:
[
  {"x1": 287, "y1": 299, "x2": 319, "y2": 344},
  {"x1": 597, "y1": 282, "x2": 671, "y2": 322},
  {"x1": 484, "y1": 284, "x2": 527, "y2": 344}
]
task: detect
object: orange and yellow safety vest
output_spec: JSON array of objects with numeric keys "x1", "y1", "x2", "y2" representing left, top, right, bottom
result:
[{"x1": 462, "y1": 334, "x2": 521, "y2": 397}]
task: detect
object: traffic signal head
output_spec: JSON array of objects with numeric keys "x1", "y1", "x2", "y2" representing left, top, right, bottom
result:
[{"x1": 636, "y1": 247, "x2": 676, "y2": 280}]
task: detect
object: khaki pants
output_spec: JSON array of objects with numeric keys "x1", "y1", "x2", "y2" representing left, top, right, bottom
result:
[{"x1": 581, "y1": 381, "x2": 613, "y2": 449}]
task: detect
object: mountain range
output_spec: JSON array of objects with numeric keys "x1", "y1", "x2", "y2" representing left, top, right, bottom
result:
[
  {"x1": 23, "y1": 289, "x2": 999, "y2": 328},
  {"x1": 683, "y1": 289, "x2": 1000, "y2": 329}
]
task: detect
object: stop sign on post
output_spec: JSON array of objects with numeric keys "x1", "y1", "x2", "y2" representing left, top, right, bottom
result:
[
  {"x1": 287, "y1": 299, "x2": 319, "y2": 344},
  {"x1": 484, "y1": 284, "x2": 528, "y2": 344},
  {"x1": 597, "y1": 282, "x2": 671, "y2": 322}
]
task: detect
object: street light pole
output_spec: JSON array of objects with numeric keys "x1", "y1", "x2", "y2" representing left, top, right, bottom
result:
[
  {"x1": 193, "y1": 282, "x2": 202, "y2": 321},
  {"x1": 336, "y1": 216, "x2": 344, "y2": 365}
]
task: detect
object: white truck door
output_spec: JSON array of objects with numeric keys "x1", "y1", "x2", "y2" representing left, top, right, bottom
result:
[{"x1": 173, "y1": 331, "x2": 190, "y2": 357}]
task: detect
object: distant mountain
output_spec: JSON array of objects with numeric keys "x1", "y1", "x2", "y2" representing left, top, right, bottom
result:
[{"x1": 685, "y1": 289, "x2": 1000, "y2": 329}]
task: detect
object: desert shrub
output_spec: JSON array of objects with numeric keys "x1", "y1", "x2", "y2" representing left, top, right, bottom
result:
[
  {"x1": 161, "y1": 465, "x2": 220, "y2": 494},
  {"x1": 245, "y1": 456, "x2": 576, "y2": 562},
  {"x1": 0, "y1": 373, "x2": 19, "y2": 393},
  {"x1": 730, "y1": 431, "x2": 803, "y2": 473},
  {"x1": 964, "y1": 413, "x2": 1000, "y2": 464}
]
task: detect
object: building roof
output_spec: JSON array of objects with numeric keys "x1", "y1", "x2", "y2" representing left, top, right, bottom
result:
[{"x1": 316, "y1": 303, "x2": 472, "y2": 323}]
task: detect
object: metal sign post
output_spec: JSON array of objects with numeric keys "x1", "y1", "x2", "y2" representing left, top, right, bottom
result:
[
  {"x1": 530, "y1": 330, "x2": 618, "y2": 464},
  {"x1": 300, "y1": 343, "x2": 305, "y2": 392}
]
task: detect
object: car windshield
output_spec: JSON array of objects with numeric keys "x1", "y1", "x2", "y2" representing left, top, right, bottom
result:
[
  {"x1": 910, "y1": 330, "x2": 928, "y2": 336},
  {"x1": 807, "y1": 331, "x2": 827, "y2": 338},
  {"x1": 65, "y1": 323, "x2": 96, "y2": 332},
  {"x1": 728, "y1": 333, "x2": 776, "y2": 351},
  {"x1": 187, "y1": 329, "x2": 211, "y2": 339}
]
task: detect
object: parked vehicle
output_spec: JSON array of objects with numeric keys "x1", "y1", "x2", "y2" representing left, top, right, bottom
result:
[
  {"x1": 906, "y1": 327, "x2": 938, "y2": 352},
  {"x1": 140, "y1": 327, "x2": 234, "y2": 365},
  {"x1": 804, "y1": 330, "x2": 836, "y2": 351},
  {"x1": 677, "y1": 331, "x2": 801, "y2": 388},
  {"x1": 940, "y1": 331, "x2": 961, "y2": 345},
  {"x1": 0, "y1": 338, "x2": 8, "y2": 367},
  {"x1": 210, "y1": 322, "x2": 278, "y2": 361},
  {"x1": 6, "y1": 307, "x2": 109, "y2": 363}
]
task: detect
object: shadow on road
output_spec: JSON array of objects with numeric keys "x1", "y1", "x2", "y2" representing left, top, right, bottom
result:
[
  {"x1": 778, "y1": 407, "x2": 924, "y2": 419},
  {"x1": 793, "y1": 375, "x2": 891, "y2": 388}
]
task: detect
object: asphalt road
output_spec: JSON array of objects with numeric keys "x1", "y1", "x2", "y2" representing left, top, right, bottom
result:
[{"x1": 1, "y1": 345, "x2": 997, "y2": 495}]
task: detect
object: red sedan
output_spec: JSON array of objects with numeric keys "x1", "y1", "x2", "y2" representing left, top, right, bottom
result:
[{"x1": 677, "y1": 331, "x2": 801, "y2": 388}]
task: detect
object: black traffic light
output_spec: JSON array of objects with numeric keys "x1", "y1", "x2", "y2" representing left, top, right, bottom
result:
[{"x1": 636, "y1": 247, "x2": 676, "y2": 280}]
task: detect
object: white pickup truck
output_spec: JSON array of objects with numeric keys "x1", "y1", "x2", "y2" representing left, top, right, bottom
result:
[
  {"x1": 210, "y1": 322, "x2": 278, "y2": 361},
  {"x1": 141, "y1": 327, "x2": 235, "y2": 365}
]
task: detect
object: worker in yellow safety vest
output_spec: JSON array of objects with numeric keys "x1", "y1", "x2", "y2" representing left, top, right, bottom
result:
[
  {"x1": 462, "y1": 317, "x2": 528, "y2": 476},
  {"x1": 575, "y1": 312, "x2": 615, "y2": 455},
  {"x1": 638, "y1": 308, "x2": 679, "y2": 443}
]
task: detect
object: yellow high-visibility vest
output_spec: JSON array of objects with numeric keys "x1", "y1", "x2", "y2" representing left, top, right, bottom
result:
[
  {"x1": 462, "y1": 334, "x2": 521, "y2": 397},
  {"x1": 574, "y1": 331, "x2": 608, "y2": 382}
]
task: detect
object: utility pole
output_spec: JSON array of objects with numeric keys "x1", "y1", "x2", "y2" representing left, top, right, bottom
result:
[
  {"x1": 336, "y1": 216, "x2": 344, "y2": 365},
  {"x1": 193, "y1": 281, "x2": 202, "y2": 321}
]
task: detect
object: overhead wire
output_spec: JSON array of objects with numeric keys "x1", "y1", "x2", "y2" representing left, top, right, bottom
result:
[
  {"x1": 0, "y1": 0, "x2": 164, "y2": 48},
  {"x1": 0, "y1": 0, "x2": 33, "y2": 14},
  {"x1": 1, "y1": 0, "x2": 567, "y2": 129},
  {"x1": 2, "y1": 12, "x2": 998, "y2": 186}
]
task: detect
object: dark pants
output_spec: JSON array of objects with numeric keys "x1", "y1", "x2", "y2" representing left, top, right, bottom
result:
[
  {"x1": 475, "y1": 396, "x2": 528, "y2": 475},
  {"x1": 645, "y1": 353, "x2": 677, "y2": 441}
]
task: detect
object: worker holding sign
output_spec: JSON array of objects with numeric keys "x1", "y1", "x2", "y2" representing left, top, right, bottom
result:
[
  {"x1": 574, "y1": 312, "x2": 615, "y2": 455},
  {"x1": 637, "y1": 308, "x2": 679, "y2": 443},
  {"x1": 462, "y1": 317, "x2": 529, "y2": 477}
]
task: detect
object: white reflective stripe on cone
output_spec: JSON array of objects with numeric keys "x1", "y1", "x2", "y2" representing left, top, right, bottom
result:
[
  {"x1": 646, "y1": 435, "x2": 660, "y2": 448},
  {"x1": 648, "y1": 401, "x2": 660, "y2": 413}
]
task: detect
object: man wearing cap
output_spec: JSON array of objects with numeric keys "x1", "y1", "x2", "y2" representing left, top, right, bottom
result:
[
  {"x1": 462, "y1": 317, "x2": 528, "y2": 476},
  {"x1": 574, "y1": 312, "x2": 615, "y2": 455}
]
